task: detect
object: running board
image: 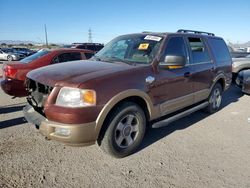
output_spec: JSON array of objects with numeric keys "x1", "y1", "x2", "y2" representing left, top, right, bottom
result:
[{"x1": 152, "y1": 102, "x2": 209, "y2": 129}]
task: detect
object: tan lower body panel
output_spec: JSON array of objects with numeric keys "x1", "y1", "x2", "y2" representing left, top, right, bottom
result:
[
  {"x1": 159, "y1": 89, "x2": 210, "y2": 116},
  {"x1": 40, "y1": 120, "x2": 97, "y2": 146}
]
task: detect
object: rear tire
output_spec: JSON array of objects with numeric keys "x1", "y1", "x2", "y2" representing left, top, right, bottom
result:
[
  {"x1": 7, "y1": 55, "x2": 13, "y2": 61},
  {"x1": 98, "y1": 102, "x2": 146, "y2": 158},
  {"x1": 205, "y1": 83, "x2": 222, "y2": 114}
]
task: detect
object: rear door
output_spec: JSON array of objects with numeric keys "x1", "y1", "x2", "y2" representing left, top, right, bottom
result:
[{"x1": 185, "y1": 36, "x2": 215, "y2": 103}]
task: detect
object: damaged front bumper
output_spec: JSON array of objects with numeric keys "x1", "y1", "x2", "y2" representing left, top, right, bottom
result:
[{"x1": 23, "y1": 104, "x2": 97, "y2": 146}]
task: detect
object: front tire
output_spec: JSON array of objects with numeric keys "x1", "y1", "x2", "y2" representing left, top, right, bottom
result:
[
  {"x1": 98, "y1": 102, "x2": 146, "y2": 158},
  {"x1": 7, "y1": 55, "x2": 13, "y2": 61},
  {"x1": 205, "y1": 83, "x2": 222, "y2": 114}
]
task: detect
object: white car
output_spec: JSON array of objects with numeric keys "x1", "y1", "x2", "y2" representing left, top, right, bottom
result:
[{"x1": 0, "y1": 48, "x2": 24, "y2": 61}]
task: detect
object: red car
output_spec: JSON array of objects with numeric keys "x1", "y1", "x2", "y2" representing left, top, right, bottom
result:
[{"x1": 1, "y1": 48, "x2": 94, "y2": 97}]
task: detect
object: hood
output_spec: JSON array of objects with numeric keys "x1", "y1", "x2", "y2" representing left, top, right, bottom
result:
[
  {"x1": 27, "y1": 60, "x2": 133, "y2": 87},
  {"x1": 232, "y1": 57, "x2": 250, "y2": 62}
]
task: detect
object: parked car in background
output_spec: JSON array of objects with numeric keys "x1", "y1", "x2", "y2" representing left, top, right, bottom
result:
[
  {"x1": 235, "y1": 69, "x2": 250, "y2": 94},
  {"x1": 1, "y1": 48, "x2": 95, "y2": 97},
  {"x1": 232, "y1": 55, "x2": 250, "y2": 80},
  {"x1": 72, "y1": 43, "x2": 104, "y2": 53},
  {"x1": 12, "y1": 47, "x2": 36, "y2": 57},
  {"x1": 0, "y1": 48, "x2": 25, "y2": 61},
  {"x1": 228, "y1": 46, "x2": 250, "y2": 58},
  {"x1": 23, "y1": 30, "x2": 232, "y2": 157}
]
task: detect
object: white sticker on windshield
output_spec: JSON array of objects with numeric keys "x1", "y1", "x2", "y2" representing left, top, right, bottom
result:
[{"x1": 144, "y1": 35, "x2": 162, "y2": 42}]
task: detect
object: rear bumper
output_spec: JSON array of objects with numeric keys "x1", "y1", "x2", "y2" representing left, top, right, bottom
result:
[
  {"x1": 23, "y1": 104, "x2": 97, "y2": 146},
  {"x1": 0, "y1": 78, "x2": 27, "y2": 97}
]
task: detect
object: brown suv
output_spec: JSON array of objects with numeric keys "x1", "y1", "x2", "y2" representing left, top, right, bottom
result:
[{"x1": 23, "y1": 29, "x2": 232, "y2": 157}]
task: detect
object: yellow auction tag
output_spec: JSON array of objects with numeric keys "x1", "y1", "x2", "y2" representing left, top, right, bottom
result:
[{"x1": 138, "y1": 43, "x2": 149, "y2": 50}]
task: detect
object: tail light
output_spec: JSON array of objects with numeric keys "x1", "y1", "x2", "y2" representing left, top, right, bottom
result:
[{"x1": 3, "y1": 65, "x2": 18, "y2": 79}]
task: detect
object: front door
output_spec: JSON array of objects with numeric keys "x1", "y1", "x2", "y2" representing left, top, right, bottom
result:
[{"x1": 148, "y1": 36, "x2": 194, "y2": 115}]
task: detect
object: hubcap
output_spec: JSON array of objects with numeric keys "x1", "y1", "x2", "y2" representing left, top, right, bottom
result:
[
  {"x1": 210, "y1": 88, "x2": 222, "y2": 109},
  {"x1": 114, "y1": 114, "x2": 139, "y2": 148}
]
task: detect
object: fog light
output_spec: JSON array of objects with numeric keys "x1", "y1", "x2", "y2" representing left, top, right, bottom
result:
[{"x1": 55, "y1": 127, "x2": 71, "y2": 136}]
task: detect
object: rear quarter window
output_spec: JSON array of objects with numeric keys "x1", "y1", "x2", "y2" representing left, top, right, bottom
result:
[{"x1": 207, "y1": 38, "x2": 231, "y2": 63}]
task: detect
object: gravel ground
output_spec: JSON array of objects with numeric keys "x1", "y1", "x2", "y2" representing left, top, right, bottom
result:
[{"x1": 0, "y1": 62, "x2": 250, "y2": 188}]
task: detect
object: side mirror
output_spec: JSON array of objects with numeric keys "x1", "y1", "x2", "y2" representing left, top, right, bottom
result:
[{"x1": 159, "y1": 55, "x2": 186, "y2": 69}]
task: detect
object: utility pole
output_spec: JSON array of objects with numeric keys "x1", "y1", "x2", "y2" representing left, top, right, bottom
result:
[
  {"x1": 44, "y1": 24, "x2": 48, "y2": 47},
  {"x1": 88, "y1": 28, "x2": 93, "y2": 43}
]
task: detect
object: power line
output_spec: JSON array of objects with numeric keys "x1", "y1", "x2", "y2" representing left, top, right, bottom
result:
[{"x1": 44, "y1": 24, "x2": 48, "y2": 47}]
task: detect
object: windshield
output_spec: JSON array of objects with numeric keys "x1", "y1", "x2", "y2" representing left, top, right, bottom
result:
[
  {"x1": 94, "y1": 34, "x2": 163, "y2": 64},
  {"x1": 20, "y1": 49, "x2": 49, "y2": 63}
]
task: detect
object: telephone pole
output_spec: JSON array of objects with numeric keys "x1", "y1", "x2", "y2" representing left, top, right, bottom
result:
[
  {"x1": 44, "y1": 24, "x2": 48, "y2": 47},
  {"x1": 88, "y1": 28, "x2": 93, "y2": 43}
]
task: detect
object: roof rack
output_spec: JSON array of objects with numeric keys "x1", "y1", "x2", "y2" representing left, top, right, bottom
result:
[{"x1": 177, "y1": 29, "x2": 215, "y2": 36}]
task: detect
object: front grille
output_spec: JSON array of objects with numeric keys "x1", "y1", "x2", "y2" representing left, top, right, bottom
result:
[{"x1": 26, "y1": 79, "x2": 53, "y2": 115}]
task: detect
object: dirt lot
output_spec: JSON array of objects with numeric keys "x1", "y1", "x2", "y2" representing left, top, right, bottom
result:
[{"x1": 0, "y1": 62, "x2": 250, "y2": 188}]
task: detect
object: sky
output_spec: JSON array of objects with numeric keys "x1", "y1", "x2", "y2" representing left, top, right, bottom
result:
[{"x1": 0, "y1": 0, "x2": 249, "y2": 44}]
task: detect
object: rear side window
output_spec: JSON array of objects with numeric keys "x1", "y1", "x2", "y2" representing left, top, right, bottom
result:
[
  {"x1": 57, "y1": 52, "x2": 81, "y2": 63},
  {"x1": 86, "y1": 45, "x2": 96, "y2": 51},
  {"x1": 207, "y1": 38, "x2": 231, "y2": 63},
  {"x1": 95, "y1": 45, "x2": 104, "y2": 51},
  {"x1": 188, "y1": 37, "x2": 210, "y2": 64},
  {"x1": 84, "y1": 52, "x2": 94, "y2": 59}
]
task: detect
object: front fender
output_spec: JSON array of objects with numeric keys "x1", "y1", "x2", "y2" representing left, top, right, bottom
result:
[{"x1": 94, "y1": 89, "x2": 159, "y2": 139}]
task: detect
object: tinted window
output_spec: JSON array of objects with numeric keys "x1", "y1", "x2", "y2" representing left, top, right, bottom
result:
[
  {"x1": 86, "y1": 45, "x2": 96, "y2": 51},
  {"x1": 85, "y1": 53, "x2": 94, "y2": 59},
  {"x1": 188, "y1": 37, "x2": 210, "y2": 64},
  {"x1": 207, "y1": 38, "x2": 231, "y2": 62},
  {"x1": 95, "y1": 45, "x2": 104, "y2": 51},
  {"x1": 57, "y1": 52, "x2": 81, "y2": 63},
  {"x1": 164, "y1": 37, "x2": 187, "y2": 57},
  {"x1": 2, "y1": 48, "x2": 13, "y2": 53}
]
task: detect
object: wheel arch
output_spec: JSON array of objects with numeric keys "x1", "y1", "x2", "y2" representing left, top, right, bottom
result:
[
  {"x1": 212, "y1": 74, "x2": 226, "y2": 91},
  {"x1": 94, "y1": 89, "x2": 156, "y2": 140}
]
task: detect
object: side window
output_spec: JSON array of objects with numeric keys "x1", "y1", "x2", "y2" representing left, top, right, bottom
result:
[
  {"x1": 164, "y1": 37, "x2": 187, "y2": 57},
  {"x1": 96, "y1": 45, "x2": 103, "y2": 51},
  {"x1": 207, "y1": 38, "x2": 231, "y2": 63},
  {"x1": 85, "y1": 53, "x2": 94, "y2": 59},
  {"x1": 57, "y1": 52, "x2": 81, "y2": 63},
  {"x1": 188, "y1": 37, "x2": 210, "y2": 64},
  {"x1": 87, "y1": 45, "x2": 95, "y2": 51}
]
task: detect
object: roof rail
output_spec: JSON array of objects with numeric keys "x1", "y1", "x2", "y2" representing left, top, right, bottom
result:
[{"x1": 177, "y1": 29, "x2": 215, "y2": 36}]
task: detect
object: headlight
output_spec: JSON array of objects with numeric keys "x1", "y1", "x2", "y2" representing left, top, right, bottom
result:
[{"x1": 55, "y1": 87, "x2": 96, "y2": 107}]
